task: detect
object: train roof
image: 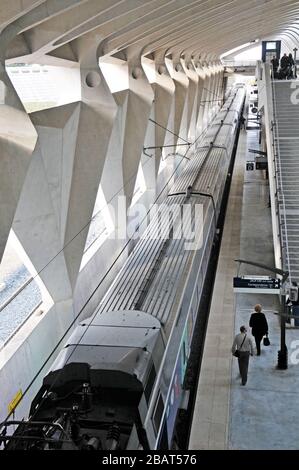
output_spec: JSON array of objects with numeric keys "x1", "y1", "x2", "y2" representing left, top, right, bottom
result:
[{"x1": 46, "y1": 311, "x2": 162, "y2": 386}]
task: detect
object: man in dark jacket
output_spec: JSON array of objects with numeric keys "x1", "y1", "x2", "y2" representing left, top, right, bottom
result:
[
  {"x1": 280, "y1": 53, "x2": 288, "y2": 69},
  {"x1": 249, "y1": 304, "x2": 269, "y2": 356},
  {"x1": 288, "y1": 53, "x2": 295, "y2": 67},
  {"x1": 288, "y1": 53, "x2": 295, "y2": 78},
  {"x1": 271, "y1": 56, "x2": 279, "y2": 76}
]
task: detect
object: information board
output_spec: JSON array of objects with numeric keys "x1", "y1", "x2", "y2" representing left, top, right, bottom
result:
[{"x1": 233, "y1": 276, "x2": 281, "y2": 294}]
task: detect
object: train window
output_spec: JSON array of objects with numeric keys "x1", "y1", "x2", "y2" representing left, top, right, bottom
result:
[
  {"x1": 157, "y1": 417, "x2": 169, "y2": 450},
  {"x1": 144, "y1": 362, "x2": 156, "y2": 403},
  {"x1": 197, "y1": 272, "x2": 202, "y2": 296},
  {"x1": 198, "y1": 267, "x2": 203, "y2": 291},
  {"x1": 208, "y1": 232, "x2": 213, "y2": 251},
  {"x1": 187, "y1": 312, "x2": 193, "y2": 338},
  {"x1": 152, "y1": 393, "x2": 164, "y2": 436},
  {"x1": 202, "y1": 252, "x2": 207, "y2": 273},
  {"x1": 191, "y1": 292, "x2": 197, "y2": 315},
  {"x1": 183, "y1": 341, "x2": 187, "y2": 365}
]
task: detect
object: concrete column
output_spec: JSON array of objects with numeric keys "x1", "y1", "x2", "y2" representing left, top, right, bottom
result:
[
  {"x1": 63, "y1": 37, "x2": 117, "y2": 288},
  {"x1": 197, "y1": 63, "x2": 210, "y2": 134},
  {"x1": 208, "y1": 64, "x2": 217, "y2": 121},
  {"x1": 213, "y1": 64, "x2": 222, "y2": 111},
  {"x1": 183, "y1": 54, "x2": 199, "y2": 143},
  {"x1": 146, "y1": 50, "x2": 175, "y2": 181},
  {"x1": 0, "y1": 58, "x2": 37, "y2": 261},
  {"x1": 167, "y1": 53, "x2": 189, "y2": 152},
  {"x1": 99, "y1": 47, "x2": 154, "y2": 251},
  {"x1": 213, "y1": 63, "x2": 224, "y2": 114},
  {"x1": 13, "y1": 36, "x2": 117, "y2": 301},
  {"x1": 202, "y1": 64, "x2": 215, "y2": 128},
  {"x1": 218, "y1": 64, "x2": 225, "y2": 105},
  {"x1": 194, "y1": 59, "x2": 207, "y2": 138},
  {"x1": 119, "y1": 46, "x2": 154, "y2": 208}
]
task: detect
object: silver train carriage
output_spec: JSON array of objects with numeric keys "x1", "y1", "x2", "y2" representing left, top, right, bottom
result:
[{"x1": 4, "y1": 86, "x2": 245, "y2": 451}]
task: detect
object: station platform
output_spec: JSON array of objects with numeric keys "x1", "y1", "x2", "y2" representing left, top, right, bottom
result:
[{"x1": 189, "y1": 107, "x2": 299, "y2": 450}]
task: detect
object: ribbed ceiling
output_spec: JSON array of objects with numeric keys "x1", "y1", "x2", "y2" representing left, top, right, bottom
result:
[{"x1": 1, "y1": 0, "x2": 299, "y2": 63}]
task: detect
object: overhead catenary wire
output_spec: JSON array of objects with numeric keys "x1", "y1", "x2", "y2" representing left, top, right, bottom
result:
[
  {"x1": 1, "y1": 123, "x2": 184, "y2": 315},
  {"x1": 148, "y1": 117, "x2": 190, "y2": 144},
  {"x1": 1, "y1": 106, "x2": 214, "y2": 315},
  {"x1": 2, "y1": 110, "x2": 197, "y2": 423},
  {"x1": 23, "y1": 91, "x2": 238, "y2": 421},
  {"x1": 2, "y1": 87, "x2": 229, "y2": 424},
  {"x1": 202, "y1": 86, "x2": 222, "y2": 101}
]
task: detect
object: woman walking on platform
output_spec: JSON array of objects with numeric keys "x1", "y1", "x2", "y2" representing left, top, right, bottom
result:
[{"x1": 249, "y1": 304, "x2": 269, "y2": 356}]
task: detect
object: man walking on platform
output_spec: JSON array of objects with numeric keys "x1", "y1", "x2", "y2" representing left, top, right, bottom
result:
[{"x1": 232, "y1": 326, "x2": 254, "y2": 386}]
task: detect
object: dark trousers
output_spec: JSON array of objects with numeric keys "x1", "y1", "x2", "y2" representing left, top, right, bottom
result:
[
  {"x1": 254, "y1": 335, "x2": 264, "y2": 355},
  {"x1": 238, "y1": 351, "x2": 250, "y2": 385}
]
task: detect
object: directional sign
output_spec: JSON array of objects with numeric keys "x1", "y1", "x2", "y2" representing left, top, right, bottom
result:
[
  {"x1": 255, "y1": 155, "x2": 267, "y2": 170},
  {"x1": 255, "y1": 160, "x2": 267, "y2": 170},
  {"x1": 233, "y1": 276, "x2": 281, "y2": 294},
  {"x1": 248, "y1": 148, "x2": 267, "y2": 156}
]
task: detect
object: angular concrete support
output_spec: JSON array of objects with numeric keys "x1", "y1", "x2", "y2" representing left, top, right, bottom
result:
[
  {"x1": 194, "y1": 63, "x2": 207, "y2": 136},
  {"x1": 62, "y1": 37, "x2": 117, "y2": 288},
  {"x1": 144, "y1": 51, "x2": 175, "y2": 181},
  {"x1": 217, "y1": 64, "x2": 225, "y2": 106},
  {"x1": 167, "y1": 54, "x2": 189, "y2": 150},
  {"x1": 183, "y1": 55, "x2": 199, "y2": 142},
  {"x1": 196, "y1": 64, "x2": 210, "y2": 135},
  {"x1": 14, "y1": 38, "x2": 117, "y2": 301},
  {"x1": 214, "y1": 65, "x2": 223, "y2": 112},
  {"x1": 208, "y1": 64, "x2": 217, "y2": 121},
  {"x1": 195, "y1": 63, "x2": 223, "y2": 134},
  {"x1": 123, "y1": 47, "x2": 154, "y2": 206},
  {"x1": 102, "y1": 47, "x2": 154, "y2": 209},
  {"x1": 0, "y1": 59, "x2": 37, "y2": 262},
  {"x1": 142, "y1": 103, "x2": 157, "y2": 196},
  {"x1": 0, "y1": 0, "x2": 40, "y2": 259},
  {"x1": 213, "y1": 64, "x2": 220, "y2": 108},
  {"x1": 99, "y1": 86, "x2": 128, "y2": 230},
  {"x1": 202, "y1": 64, "x2": 213, "y2": 130},
  {"x1": 13, "y1": 103, "x2": 80, "y2": 302}
]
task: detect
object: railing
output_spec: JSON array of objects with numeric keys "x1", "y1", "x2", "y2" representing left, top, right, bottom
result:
[
  {"x1": 0, "y1": 272, "x2": 43, "y2": 348},
  {"x1": 270, "y1": 75, "x2": 292, "y2": 282},
  {"x1": 0, "y1": 276, "x2": 33, "y2": 313},
  {"x1": 0, "y1": 301, "x2": 43, "y2": 352}
]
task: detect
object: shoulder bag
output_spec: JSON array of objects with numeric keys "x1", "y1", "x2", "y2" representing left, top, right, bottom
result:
[{"x1": 233, "y1": 334, "x2": 246, "y2": 358}]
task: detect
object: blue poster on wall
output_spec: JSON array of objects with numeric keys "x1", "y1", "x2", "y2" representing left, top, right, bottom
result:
[{"x1": 166, "y1": 326, "x2": 189, "y2": 446}]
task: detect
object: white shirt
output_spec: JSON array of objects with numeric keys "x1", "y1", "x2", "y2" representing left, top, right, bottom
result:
[{"x1": 231, "y1": 333, "x2": 254, "y2": 354}]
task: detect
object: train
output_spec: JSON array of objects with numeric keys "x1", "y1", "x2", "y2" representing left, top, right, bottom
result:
[{"x1": 1, "y1": 85, "x2": 245, "y2": 450}]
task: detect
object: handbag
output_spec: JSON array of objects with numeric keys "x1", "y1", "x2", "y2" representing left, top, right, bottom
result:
[
  {"x1": 233, "y1": 334, "x2": 246, "y2": 358},
  {"x1": 263, "y1": 335, "x2": 270, "y2": 346}
]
